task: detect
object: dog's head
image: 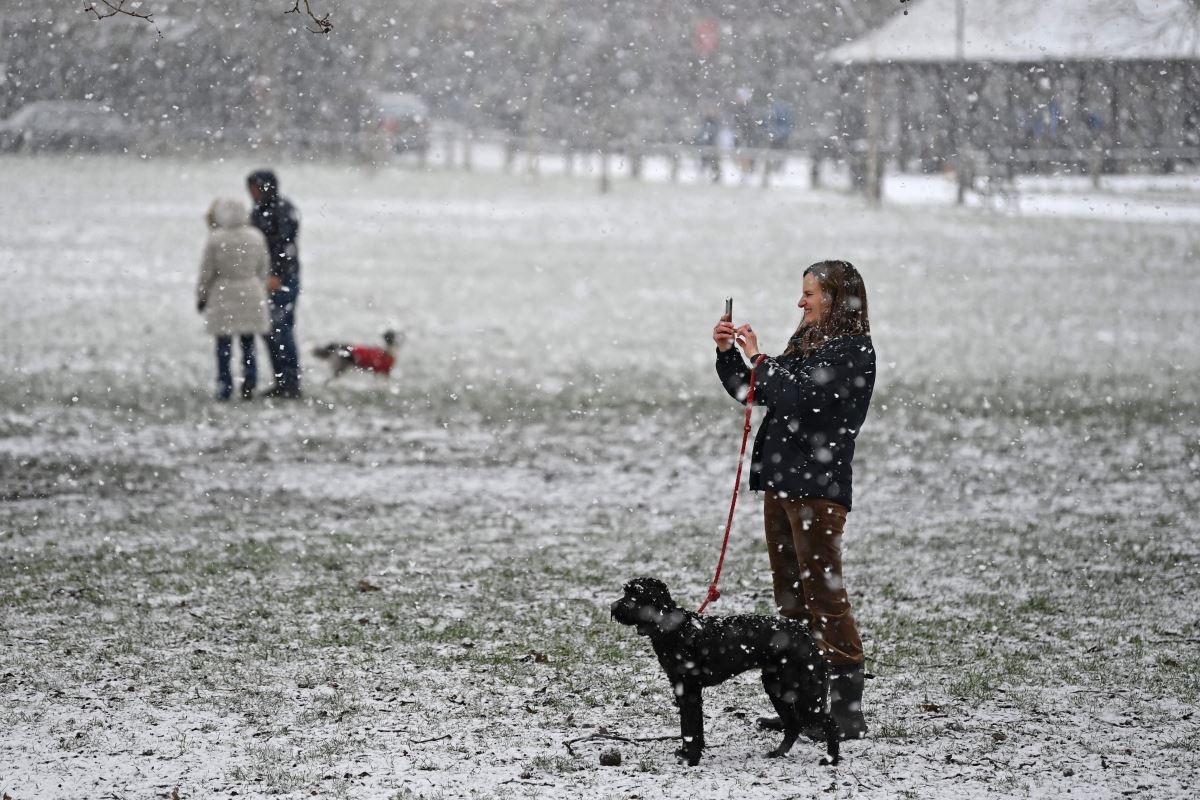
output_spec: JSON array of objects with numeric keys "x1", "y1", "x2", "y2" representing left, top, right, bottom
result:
[{"x1": 610, "y1": 577, "x2": 687, "y2": 637}]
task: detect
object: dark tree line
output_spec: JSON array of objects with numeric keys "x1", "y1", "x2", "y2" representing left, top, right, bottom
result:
[{"x1": 0, "y1": 1, "x2": 903, "y2": 150}]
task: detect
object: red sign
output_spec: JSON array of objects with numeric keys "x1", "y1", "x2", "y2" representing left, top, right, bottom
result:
[{"x1": 694, "y1": 17, "x2": 719, "y2": 55}]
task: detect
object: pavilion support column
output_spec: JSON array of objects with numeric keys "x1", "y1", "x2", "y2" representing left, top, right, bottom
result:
[
  {"x1": 1006, "y1": 67, "x2": 1018, "y2": 180},
  {"x1": 1108, "y1": 61, "x2": 1123, "y2": 173},
  {"x1": 947, "y1": 64, "x2": 969, "y2": 205},
  {"x1": 941, "y1": 64, "x2": 957, "y2": 173},
  {"x1": 865, "y1": 61, "x2": 883, "y2": 206},
  {"x1": 1158, "y1": 62, "x2": 1175, "y2": 173},
  {"x1": 897, "y1": 65, "x2": 912, "y2": 171}
]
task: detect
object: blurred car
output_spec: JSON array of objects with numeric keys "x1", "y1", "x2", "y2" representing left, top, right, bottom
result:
[
  {"x1": 0, "y1": 100, "x2": 135, "y2": 153},
  {"x1": 365, "y1": 92, "x2": 430, "y2": 155}
]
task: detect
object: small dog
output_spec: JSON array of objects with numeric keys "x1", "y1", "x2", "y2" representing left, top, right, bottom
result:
[
  {"x1": 611, "y1": 577, "x2": 838, "y2": 767},
  {"x1": 311, "y1": 330, "x2": 403, "y2": 381}
]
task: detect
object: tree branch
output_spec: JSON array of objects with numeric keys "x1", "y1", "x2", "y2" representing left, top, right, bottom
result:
[
  {"x1": 286, "y1": 0, "x2": 334, "y2": 34},
  {"x1": 83, "y1": 0, "x2": 161, "y2": 36},
  {"x1": 84, "y1": 1, "x2": 336, "y2": 36}
]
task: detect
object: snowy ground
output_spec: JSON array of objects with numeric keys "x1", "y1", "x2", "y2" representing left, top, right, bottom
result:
[{"x1": 2, "y1": 154, "x2": 1199, "y2": 799}]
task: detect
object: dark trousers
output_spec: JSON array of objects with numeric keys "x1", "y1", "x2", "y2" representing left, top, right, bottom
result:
[
  {"x1": 265, "y1": 290, "x2": 300, "y2": 392},
  {"x1": 215, "y1": 334, "x2": 257, "y2": 399},
  {"x1": 763, "y1": 492, "x2": 864, "y2": 666}
]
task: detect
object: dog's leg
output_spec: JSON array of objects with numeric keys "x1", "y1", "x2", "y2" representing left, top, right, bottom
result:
[
  {"x1": 819, "y1": 713, "x2": 841, "y2": 766},
  {"x1": 675, "y1": 688, "x2": 705, "y2": 766},
  {"x1": 770, "y1": 728, "x2": 800, "y2": 759},
  {"x1": 764, "y1": 688, "x2": 800, "y2": 759}
]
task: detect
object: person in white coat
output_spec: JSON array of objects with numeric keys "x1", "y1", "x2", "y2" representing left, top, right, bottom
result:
[{"x1": 196, "y1": 197, "x2": 271, "y2": 401}]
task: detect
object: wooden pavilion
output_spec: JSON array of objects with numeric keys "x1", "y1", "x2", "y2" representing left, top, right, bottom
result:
[{"x1": 824, "y1": 0, "x2": 1200, "y2": 181}]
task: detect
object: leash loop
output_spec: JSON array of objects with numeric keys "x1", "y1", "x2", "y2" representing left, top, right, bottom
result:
[{"x1": 697, "y1": 355, "x2": 763, "y2": 614}]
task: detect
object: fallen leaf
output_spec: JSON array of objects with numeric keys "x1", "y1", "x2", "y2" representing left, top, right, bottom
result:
[{"x1": 357, "y1": 579, "x2": 381, "y2": 592}]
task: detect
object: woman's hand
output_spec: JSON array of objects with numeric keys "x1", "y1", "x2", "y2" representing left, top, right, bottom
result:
[
  {"x1": 713, "y1": 316, "x2": 736, "y2": 352},
  {"x1": 735, "y1": 324, "x2": 760, "y2": 358}
]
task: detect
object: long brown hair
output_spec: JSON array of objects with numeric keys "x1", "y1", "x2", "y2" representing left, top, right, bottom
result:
[{"x1": 782, "y1": 260, "x2": 871, "y2": 358}]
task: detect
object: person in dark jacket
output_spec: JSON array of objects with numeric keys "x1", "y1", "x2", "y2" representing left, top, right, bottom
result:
[
  {"x1": 712, "y1": 259, "x2": 875, "y2": 741},
  {"x1": 247, "y1": 169, "x2": 303, "y2": 399}
]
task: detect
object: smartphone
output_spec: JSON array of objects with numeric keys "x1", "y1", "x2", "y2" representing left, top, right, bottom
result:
[{"x1": 724, "y1": 297, "x2": 733, "y2": 320}]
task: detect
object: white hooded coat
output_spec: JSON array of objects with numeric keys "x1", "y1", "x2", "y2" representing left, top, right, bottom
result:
[{"x1": 197, "y1": 198, "x2": 271, "y2": 336}]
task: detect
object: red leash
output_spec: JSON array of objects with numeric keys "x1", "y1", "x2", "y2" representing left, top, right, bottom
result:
[{"x1": 697, "y1": 355, "x2": 764, "y2": 614}]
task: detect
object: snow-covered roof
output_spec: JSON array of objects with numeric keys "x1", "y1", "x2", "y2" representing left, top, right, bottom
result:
[{"x1": 824, "y1": 0, "x2": 1200, "y2": 63}]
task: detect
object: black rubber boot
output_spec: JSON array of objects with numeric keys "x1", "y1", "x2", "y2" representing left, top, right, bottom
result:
[{"x1": 829, "y1": 662, "x2": 867, "y2": 740}]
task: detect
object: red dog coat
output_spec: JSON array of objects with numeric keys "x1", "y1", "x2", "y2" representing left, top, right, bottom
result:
[{"x1": 349, "y1": 345, "x2": 395, "y2": 375}]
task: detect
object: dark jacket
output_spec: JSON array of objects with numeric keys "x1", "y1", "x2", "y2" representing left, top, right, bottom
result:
[
  {"x1": 247, "y1": 170, "x2": 301, "y2": 288},
  {"x1": 715, "y1": 335, "x2": 875, "y2": 510}
]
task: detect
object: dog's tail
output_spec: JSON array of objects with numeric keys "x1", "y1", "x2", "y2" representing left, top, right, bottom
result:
[{"x1": 312, "y1": 343, "x2": 353, "y2": 360}]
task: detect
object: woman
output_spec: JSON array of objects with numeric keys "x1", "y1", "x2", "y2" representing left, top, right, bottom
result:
[
  {"x1": 196, "y1": 197, "x2": 271, "y2": 401},
  {"x1": 712, "y1": 260, "x2": 875, "y2": 739}
]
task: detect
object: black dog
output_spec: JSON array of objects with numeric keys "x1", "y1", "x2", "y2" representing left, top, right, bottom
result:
[{"x1": 611, "y1": 577, "x2": 839, "y2": 767}]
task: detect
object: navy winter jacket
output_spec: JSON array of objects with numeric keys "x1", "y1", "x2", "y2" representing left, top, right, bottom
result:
[
  {"x1": 715, "y1": 335, "x2": 875, "y2": 510},
  {"x1": 248, "y1": 170, "x2": 301, "y2": 288}
]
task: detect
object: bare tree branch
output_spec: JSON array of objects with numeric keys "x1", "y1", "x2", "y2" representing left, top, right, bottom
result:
[
  {"x1": 286, "y1": 0, "x2": 334, "y2": 35},
  {"x1": 84, "y1": 1, "x2": 336, "y2": 36},
  {"x1": 83, "y1": 0, "x2": 161, "y2": 36}
]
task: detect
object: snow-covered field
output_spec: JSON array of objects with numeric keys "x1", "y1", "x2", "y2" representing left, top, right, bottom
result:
[{"x1": 2, "y1": 154, "x2": 1199, "y2": 799}]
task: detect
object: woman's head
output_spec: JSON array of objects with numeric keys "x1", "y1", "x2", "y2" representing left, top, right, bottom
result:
[
  {"x1": 206, "y1": 197, "x2": 249, "y2": 230},
  {"x1": 787, "y1": 260, "x2": 870, "y2": 355}
]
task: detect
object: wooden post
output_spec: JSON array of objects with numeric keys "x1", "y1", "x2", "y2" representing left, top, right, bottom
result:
[
  {"x1": 599, "y1": 148, "x2": 610, "y2": 194},
  {"x1": 526, "y1": 136, "x2": 541, "y2": 178},
  {"x1": 463, "y1": 131, "x2": 473, "y2": 172},
  {"x1": 956, "y1": 151, "x2": 972, "y2": 205},
  {"x1": 670, "y1": 149, "x2": 680, "y2": 183},
  {"x1": 810, "y1": 152, "x2": 821, "y2": 189},
  {"x1": 629, "y1": 145, "x2": 641, "y2": 180},
  {"x1": 443, "y1": 130, "x2": 455, "y2": 169},
  {"x1": 503, "y1": 137, "x2": 517, "y2": 174}
]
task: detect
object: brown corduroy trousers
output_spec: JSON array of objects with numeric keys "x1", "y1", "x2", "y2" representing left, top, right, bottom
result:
[{"x1": 762, "y1": 492, "x2": 864, "y2": 666}]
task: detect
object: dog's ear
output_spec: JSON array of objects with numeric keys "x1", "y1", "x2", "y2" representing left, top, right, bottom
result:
[{"x1": 626, "y1": 577, "x2": 675, "y2": 611}]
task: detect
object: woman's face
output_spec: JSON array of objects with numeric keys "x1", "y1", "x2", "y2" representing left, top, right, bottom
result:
[{"x1": 798, "y1": 272, "x2": 830, "y2": 327}]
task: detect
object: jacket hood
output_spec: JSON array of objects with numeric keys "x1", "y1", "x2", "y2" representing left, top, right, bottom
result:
[
  {"x1": 247, "y1": 169, "x2": 279, "y2": 202},
  {"x1": 208, "y1": 197, "x2": 249, "y2": 229}
]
